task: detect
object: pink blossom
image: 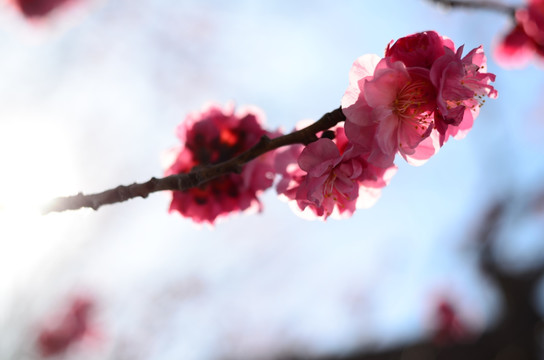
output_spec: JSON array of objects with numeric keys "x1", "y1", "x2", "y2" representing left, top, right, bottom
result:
[
  {"x1": 430, "y1": 45, "x2": 498, "y2": 145},
  {"x1": 342, "y1": 31, "x2": 497, "y2": 165},
  {"x1": 9, "y1": 0, "x2": 73, "y2": 18},
  {"x1": 341, "y1": 54, "x2": 385, "y2": 163},
  {"x1": 342, "y1": 55, "x2": 438, "y2": 166},
  {"x1": 164, "y1": 103, "x2": 277, "y2": 224},
  {"x1": 275, "y1": 127, "x2": 396, "y2": 220},
  {"x1": 275, "y1": 143, "x2": 306, "y2": 206},
  {"x1": 36, "y1": 296, "x2": 95, "y2": 357},
  {"x1": 385, "y1": 30, "x2": 454, "y2": 69},
  {"x1": 495, "y1": 0, "x2": 544, "y2": 67},
  {"x1": 519, "y1": 0, "x2": 544, "y2": 43},
  {"x1": 495, "y1": 24, "x2": 539, "y2": 67}
]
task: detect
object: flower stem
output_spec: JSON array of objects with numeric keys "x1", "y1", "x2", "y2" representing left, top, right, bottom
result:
[{"x1": 42, "y1": 107, "x2": 346, "y2": 214}]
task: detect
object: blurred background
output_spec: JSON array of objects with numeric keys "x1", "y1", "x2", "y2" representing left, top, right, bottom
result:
[{"x1": 0, "y1": 0, "x2": 543, "y2": 359}]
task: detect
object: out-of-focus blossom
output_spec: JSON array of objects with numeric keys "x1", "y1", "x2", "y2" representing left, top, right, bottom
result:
[
  {"x1": 495, "y1": 24, "x2": 540, "y2": 67},
  {"x1": 342, "y1": 31, "x2": 497, "y2": 166},
  {"x1": 275, "y1": 127, "x2": 396, "y2": 220},
  {"x1": 36, "y1": 296, "x2": 95, "y2": 357},
  {"x1": 9, "y1": 0, "x2": 73, "y2": 18},
  {"x1": 495, "y1": 0, "x2": 544, "y2": 67},
  {"x1": 433, "y1": 301, "x2": 470, "y2": 345},
  {"x1": 164, "y1": 103, "x2": 278, "y2": 224}
]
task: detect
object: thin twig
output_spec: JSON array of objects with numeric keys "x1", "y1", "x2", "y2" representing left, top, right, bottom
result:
[
  {"x1": 430, "y1": 0, "x2": 517, "y2": 17},
  {"x1": 42, "y1": 107, "x2": 346, "y2": 214}
]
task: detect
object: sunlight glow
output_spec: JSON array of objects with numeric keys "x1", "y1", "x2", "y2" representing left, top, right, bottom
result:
[
  {"x1": 0, "y1": 120, "x2": 78, "y2": 213},
  {"x1": 0, "y1": 118, "x2": 80, "y2": 302}
]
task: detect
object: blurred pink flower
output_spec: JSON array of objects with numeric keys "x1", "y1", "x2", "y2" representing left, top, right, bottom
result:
[
  {"x1": 164, "y1": 103, "x2": 277, "y2": 224},
  {"x1": 495, "y1": 0, "x2": 544, "y2": 67},
  {"x1": 36, "y1": 296, "x2": 95, "y2": 357},
  {"x1": 10, "y1": 0, "x2": 73, "y2": 18},
  {"x1": 275, "y1": 127, "x2": 396, "y2": 220},
  {"x1": 433, "y1": 301, "x2": 470, "y2": 345}
]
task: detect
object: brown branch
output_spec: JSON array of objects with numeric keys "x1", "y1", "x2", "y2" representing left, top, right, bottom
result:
[
  {"x1": 430, "y1": 0, "x2": 517, "y2": 17},
  {"x1": 42, "y1": 107, "x2": 346, "y2": 214}
]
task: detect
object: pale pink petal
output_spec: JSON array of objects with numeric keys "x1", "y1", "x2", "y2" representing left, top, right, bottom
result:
[
  {"x1": 348, "y1": 54, "x2": 381, "y2": 88},
  {"x1": 355, "y1": 186, "x2": 383, "y2": 209},
  {"x1": 398, "y1": 116, "x2": 434, "y2": 152},
  {"x1": 342, "y1": 97, "x2": 375, "y2": 127},
  {"x1": 367, "y1": 147, "x2": 396, "y2": 169},
  {"x1": 342, "y1": 54, "x2": 381, "y2": 111},
  {"x1": 374, "y1": 109, "x2": 399, "y2": 157},
  {"x1": 364, "y1": 60, "x2": 410, "y2": 108},
  {"x1": 344, "y1": 121, "x2": 376, "y2": 152},
  {"x1": 445, "y1": 107, "x2": 476, "y2": 141},
  {"x1": 402, "y1": 132, "x2": 439, "y2": 166},
  {"x1": 298, "y1": 139, "x2": 340, "y2": 174}
]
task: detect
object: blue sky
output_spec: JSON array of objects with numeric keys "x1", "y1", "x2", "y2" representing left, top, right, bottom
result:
[{"x1": 0, "y1": 1, "x2": 543, "y2": 359}]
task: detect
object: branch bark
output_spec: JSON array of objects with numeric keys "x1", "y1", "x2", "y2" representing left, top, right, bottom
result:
[
  {"x1": 430, "y1": 0, "x2": 517, "y2": 17},
  {"x1": 42, "y1": 107, "x2": 346, "y2": 214}
]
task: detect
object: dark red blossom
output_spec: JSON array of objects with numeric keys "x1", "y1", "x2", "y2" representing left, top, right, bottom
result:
[
  {"x1": 11, "y1": 0, "x2": 72, "y2": 18},
  {"x1": 433, "y1": 301, "x2": 470, "y2": 345},
  {"x1": 385, "y1": 30, "x2": 454, "y2": 69},
  {"x1": 36, "y1": 297, "x2": 94, "y2": 357},
  {"x1": 164, "y1": 103, "x2": 278, "y2": 224}
]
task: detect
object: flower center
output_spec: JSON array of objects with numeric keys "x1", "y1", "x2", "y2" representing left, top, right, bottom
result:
[
  {"x1": 323, "y1": 170, "x2": 337, "y2": 198},
  {"x1": 393, "y1": 80, "x2": 434, "y2": 132},
  {"x1": 322, "y1": 170, "x2": 354, "y2": 204}
]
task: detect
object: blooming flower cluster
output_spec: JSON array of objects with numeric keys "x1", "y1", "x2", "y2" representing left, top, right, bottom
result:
[
  {"x1": 495, "y1": 0, "x2": 544, "y2": 67},
  {"x1": 165, "y1": 31, "x2": 496, "y2": 224},
  {"x1": 164, "y1": 103, "x2": 277, "y2": 224},
  {"x1": 275, "y1": 127, "x2": 397, "y2": 220},
  {"x1": 342, "y1": 31, "x2": 497, "y2": 168}
]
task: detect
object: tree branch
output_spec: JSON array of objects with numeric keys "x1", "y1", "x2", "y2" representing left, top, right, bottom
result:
[
  {"x1": 282, "y1": 193, "x2": 544, "y2": 360},
  {"x1": 430, "y1": 0, "x2": 517, "y2": 17},
  {"x1": 42, "y1": 107, "x2": 346, "y2": 214}
]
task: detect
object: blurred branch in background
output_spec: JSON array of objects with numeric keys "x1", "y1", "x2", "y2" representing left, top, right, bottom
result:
[
  {"x1": 284, "y1": 188, "x2": 544, "y2": 360},
  {"x1": 430, "y1": 0, "x2": 517, "y2": 17}
]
